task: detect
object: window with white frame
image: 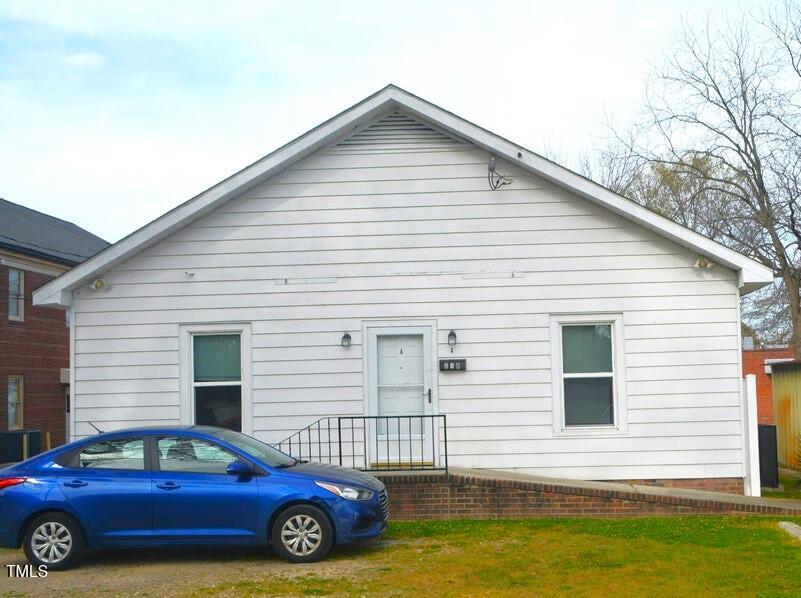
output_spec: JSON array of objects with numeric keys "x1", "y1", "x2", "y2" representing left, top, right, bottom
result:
[
  {"x1": 8, "y1": 269, "x2": 23, "y2": 321},
  {"x1": 8, "y1": 375, "x2": 23, "y2": 430},
  {"x1": 192, "y1": 334, "x2": 242, "y2": 432},
  {"x1": 550, "y1": 314, "x2": 627, "y2": 434}
]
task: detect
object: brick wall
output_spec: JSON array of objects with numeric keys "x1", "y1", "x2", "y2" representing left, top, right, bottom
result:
[
  {"x1": 609, "y1": 478, "x2": 744, "y2": 494},
  {"x1": 742, "y1": 348, "x2": 796, "y2": 424},
  {"x1": 378, "y1": 473, "x2": 800, "y2": 520},
  {"x1": 0, "y1": 264, "x2": 69, "y2": 446}
]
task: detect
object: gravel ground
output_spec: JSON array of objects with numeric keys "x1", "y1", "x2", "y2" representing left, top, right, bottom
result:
[{"x1": 0, "y1": 542, "x2": 379, "y2": 597}]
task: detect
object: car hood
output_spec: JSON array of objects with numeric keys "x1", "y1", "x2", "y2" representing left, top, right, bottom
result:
[{"x1": 278, "y1": 461, "x2": 385, "y2": 492}]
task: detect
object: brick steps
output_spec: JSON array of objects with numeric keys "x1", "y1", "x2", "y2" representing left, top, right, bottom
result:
[{"x1": 376, "y1": 469, "x2": 801, "y2": 519}]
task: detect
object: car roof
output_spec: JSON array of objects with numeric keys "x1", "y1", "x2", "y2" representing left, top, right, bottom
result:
[{"x1": 90, "y1": 425, "x2": 228, "y2": 436}]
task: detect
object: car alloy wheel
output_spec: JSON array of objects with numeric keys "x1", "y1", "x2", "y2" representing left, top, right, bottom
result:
[
  {"x1": 272, "y1": 504, "x2": 333, "y2": 563},
  {"x1": 30, "y1": 522, "x2": 73, "y2": 564},
  {"x1": 281, "y1": 514, "x2": 322, "y2": 557},
  {"x1": 24, "y1": 513, "x2": 85, "y2": 571}
]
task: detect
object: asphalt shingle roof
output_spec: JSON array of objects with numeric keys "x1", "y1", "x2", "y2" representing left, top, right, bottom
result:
[{"x1": 0, "y1": 198, "x2": 109, "y2": 266}]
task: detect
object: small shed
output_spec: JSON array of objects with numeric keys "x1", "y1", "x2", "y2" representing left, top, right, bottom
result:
[{"x1": 772, "y1": 362, "x2": 801, "y2": 469}]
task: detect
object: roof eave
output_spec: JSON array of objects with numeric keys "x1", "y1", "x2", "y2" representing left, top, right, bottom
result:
[{"x1": 0, "y1": 241, "x2": 82, "y2": 267}]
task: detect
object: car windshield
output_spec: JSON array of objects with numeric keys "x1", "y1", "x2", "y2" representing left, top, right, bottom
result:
[{"x1": 209, "y1": 429, "x2": 297, "y2": 468}]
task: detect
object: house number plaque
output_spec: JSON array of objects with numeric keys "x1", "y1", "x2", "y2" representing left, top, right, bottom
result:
[{"x1": 439, "y1": 359, "x2": 467, "y2": 371}]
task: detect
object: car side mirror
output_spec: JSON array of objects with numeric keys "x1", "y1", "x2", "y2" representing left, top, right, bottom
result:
[{"x1": 226, "y1": 459, "x2": 254, "y2": 476}]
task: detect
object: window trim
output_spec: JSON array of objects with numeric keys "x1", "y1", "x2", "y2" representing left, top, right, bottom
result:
[
  {"x1": 8, "y1": 268, "x2": 24, "y2": 321},
  {"x1": 7, "y1": 375, "x2": 23, "y2": 430},
  {"x1": 179, "y1": 323, "x2": 252, "y2": 435},
  {"x1": 549, "y1": 313, "x2": 628, "y2": 437}
]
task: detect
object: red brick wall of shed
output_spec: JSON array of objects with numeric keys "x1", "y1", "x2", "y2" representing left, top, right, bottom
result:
[
  {"x1": 742, "y1": 348, "x2": 795, "y2": 424},
  {"x1": 0, "y1": 264, "x2": 68, "y2": 446}
]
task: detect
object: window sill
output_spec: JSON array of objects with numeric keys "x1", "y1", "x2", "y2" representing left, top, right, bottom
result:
[{"x1": 553, "y1": 426, "x2": 628, "y2": 438}]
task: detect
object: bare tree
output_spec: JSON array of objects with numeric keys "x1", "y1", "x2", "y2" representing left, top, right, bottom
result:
[
  {"x1": 611, "y1": 3, "x2": 801, "y2": 357},
  {"x1": 742, "y1": 280, "x2": 795, "y2": 346}
]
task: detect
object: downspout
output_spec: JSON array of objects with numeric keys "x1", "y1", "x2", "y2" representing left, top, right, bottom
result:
[{"x1": 68, "y1": 293, "x2": 76, "y2": 442}]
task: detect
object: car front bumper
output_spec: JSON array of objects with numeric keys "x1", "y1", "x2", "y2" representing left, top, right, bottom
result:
[{"x1": 324, "y1": 488, "x2": 388, "y2": 544}]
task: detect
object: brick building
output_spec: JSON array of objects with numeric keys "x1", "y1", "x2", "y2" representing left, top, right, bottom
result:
[
  {"x1": 742, "y1": 347, "x2": 796, "y2": 424},
  {"x1": 1, "y1": 198, "x2": 107, "y2": 445}
]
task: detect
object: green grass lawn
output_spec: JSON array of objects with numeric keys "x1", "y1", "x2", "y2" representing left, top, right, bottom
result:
[
  {"x1": 764, "y1": 472, "x2": 801, "y2": 500},
  {"x1": 194, "y1": 517, "x2": 801, "y2": 597}
]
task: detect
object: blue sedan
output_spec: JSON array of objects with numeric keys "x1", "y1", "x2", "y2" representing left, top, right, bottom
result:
[{"x1": 0, "y1": 426, "x2": 388, "y2": 570}]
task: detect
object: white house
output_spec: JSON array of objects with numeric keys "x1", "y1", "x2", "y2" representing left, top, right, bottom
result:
[{"x1": 34, "y1": 85, "x2": 772, "y2": 493}]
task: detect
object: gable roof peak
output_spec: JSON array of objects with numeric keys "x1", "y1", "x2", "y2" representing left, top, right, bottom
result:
[{"x1": 33, "y1": 86, "x2": 773, "y2": 307}]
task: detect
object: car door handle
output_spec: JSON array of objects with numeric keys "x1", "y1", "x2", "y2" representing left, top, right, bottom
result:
[
  {"x1": 64, "y1": 480, "x2": 88, "y2": 488},
  {"x1": 156, "y1": 482, "x2": 181, "y2": 491}
]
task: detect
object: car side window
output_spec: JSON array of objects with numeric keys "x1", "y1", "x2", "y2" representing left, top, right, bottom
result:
[
  {"x1": 157, "y1": 436, "x2": 238, "y2": 475},
  {"x1": 76, "y1": 437, "x2": 145, "y2": 471}
]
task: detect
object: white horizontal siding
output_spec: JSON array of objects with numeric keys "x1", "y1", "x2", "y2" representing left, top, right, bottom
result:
[
  {"x1": 447, "y1": 435, "x2": 742, "y2": 455},
  {"x1": 77, "y1": 281, "x2": 736, "y2": 310},
  {"x1": 73, "y1": 299, "x2": 737, "y2": 327},
  {"x1": 70, "y1": 118, "x2": 745, "y2": 482},
  {"x1": 510, "y1": 464, "x2": 743, "y2": 480}
]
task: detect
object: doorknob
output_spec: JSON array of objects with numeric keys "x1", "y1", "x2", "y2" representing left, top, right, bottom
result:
[{"x1": 426, "y1": 388, "x2": 432, "y2": 403}]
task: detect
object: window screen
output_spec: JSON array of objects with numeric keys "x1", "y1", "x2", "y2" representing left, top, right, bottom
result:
[
  {"x1": 192, "y1": 334, "x2": 242, "y2": 431},
  {"x1": 561, "y1": 324, "x2": 615, "y2": 427}
]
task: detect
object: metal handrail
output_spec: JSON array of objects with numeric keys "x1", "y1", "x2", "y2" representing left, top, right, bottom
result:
[{"x1": 274, "y1": 414, "x2": 448, "y2": 472}]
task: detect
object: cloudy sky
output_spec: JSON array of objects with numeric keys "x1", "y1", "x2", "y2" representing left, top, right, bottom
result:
[{"x1": 0, "y1": 0, "x2": 769, "y2": 242}]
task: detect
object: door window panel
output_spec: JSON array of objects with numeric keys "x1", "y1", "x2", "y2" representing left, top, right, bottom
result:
[{"x1": 158, "y1": 436, "x2": 238, "y2": 474}]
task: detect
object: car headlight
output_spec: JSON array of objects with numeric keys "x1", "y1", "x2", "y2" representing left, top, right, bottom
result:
[{"x1": 314, "y1": 480, "x2": 374, "y2": 501}]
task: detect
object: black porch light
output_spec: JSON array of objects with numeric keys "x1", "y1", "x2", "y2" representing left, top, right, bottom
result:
[
  {"x1": 341, "y1": 332, "x2": 352, "y2": 348},
  {"x1": 448, "y1": 330, "x2": 457, "y2": 353}
]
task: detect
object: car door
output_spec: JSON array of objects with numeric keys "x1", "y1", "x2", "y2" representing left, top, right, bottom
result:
[
  {"x1": 57, "y1": 435, "x2": 152, "y2": 546},
  {"x1": 150, "y1": 435, "x2": 260, "y2": 543}
]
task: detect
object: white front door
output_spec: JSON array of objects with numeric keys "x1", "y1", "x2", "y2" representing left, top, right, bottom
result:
[
  {"x1": 365, "y1": 325, "x2": 436, "y2": 468},
  {"x1": 377, "y1": 335, "x2": 425, "y2": 426}
]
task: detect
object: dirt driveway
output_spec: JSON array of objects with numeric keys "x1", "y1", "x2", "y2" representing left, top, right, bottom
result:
[{"x1": 0, "y1": 541, "x2": 379, "y2": 597}]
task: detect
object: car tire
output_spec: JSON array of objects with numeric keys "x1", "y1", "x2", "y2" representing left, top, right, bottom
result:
[
  {"x1": 23, "y1": 512, "x2": 85, "y2": 571},
  {"x1": 272, "y1": 505, "x2": 333, "y2": 563}
]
